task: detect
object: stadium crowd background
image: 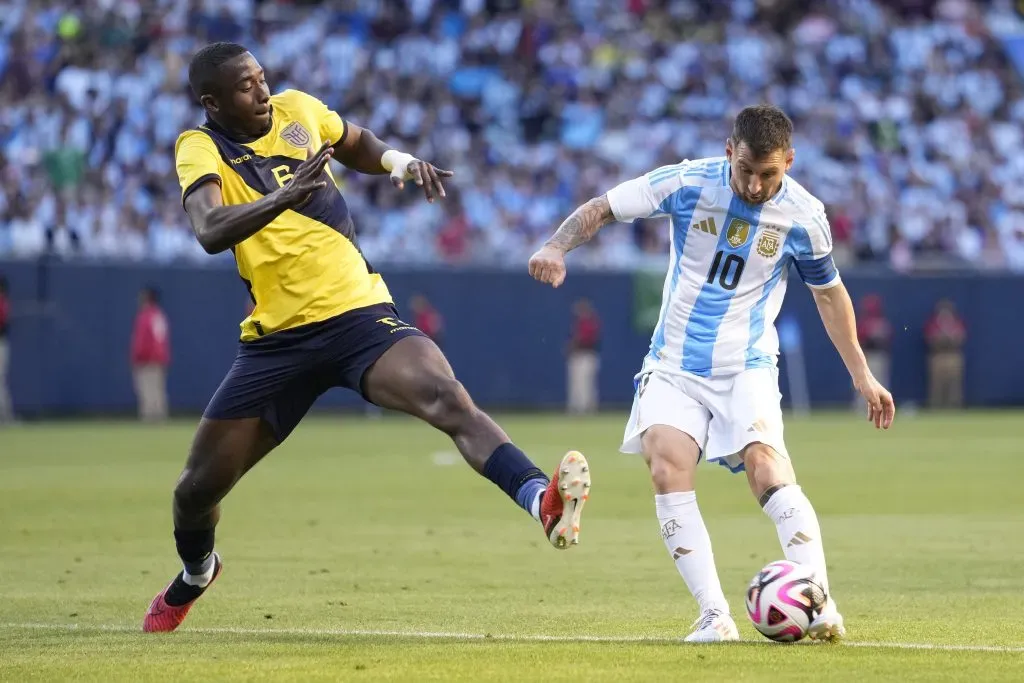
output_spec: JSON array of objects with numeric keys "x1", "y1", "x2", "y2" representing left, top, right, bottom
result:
[{"x1": 2, "y1": 0, "x2": 1024, "y2": 272}]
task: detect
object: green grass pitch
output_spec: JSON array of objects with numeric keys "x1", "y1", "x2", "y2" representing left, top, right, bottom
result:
[{"x1": 1, "y1": 411, "x2": 1022, "y2": 681}]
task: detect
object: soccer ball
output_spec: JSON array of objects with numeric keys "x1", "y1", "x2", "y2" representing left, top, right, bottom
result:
[{"x1": 745, "y1": 560, "x2": 826, "y2": 642}]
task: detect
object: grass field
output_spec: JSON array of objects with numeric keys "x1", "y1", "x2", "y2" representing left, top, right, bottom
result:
[{"x1": 1, "y1": 411, "x2": 1022, "y2": 681}]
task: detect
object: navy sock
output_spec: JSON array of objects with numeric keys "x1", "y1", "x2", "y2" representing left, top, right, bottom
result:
[
  {"x1": 482, "y1": 443, "x2": 549, "y2": 516},
  {"x1": 174, "y1": 528, "x2": 215, "y2": 575},
  {"x1": 165, "y1": 528, "x2": 217, "y2": 607}
]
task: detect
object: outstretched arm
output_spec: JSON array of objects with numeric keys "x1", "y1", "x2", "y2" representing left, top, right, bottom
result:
[
  {"x1": 811, "y1": 282, "x2": 895, "y2": 429},
  {"x1": 530, "y1": 168, "x2": 672, "y2": 288},
  {"x1": 529, "y1": 195, "x2": 616, "y2": 287},
  {"x1": 545, "y1": 195, "x2": 617, "y2": 253},
  {"x1": 332, "y1": 122, "x2": 453, "y2": 202},
  {"x1": 330, "y1": 122, "x2": 390, "y2": 174}
]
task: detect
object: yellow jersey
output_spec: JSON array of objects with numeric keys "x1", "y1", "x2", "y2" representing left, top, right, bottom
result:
[{"x1": 174, "y1": 89, "x2": 392, "y2": 341}]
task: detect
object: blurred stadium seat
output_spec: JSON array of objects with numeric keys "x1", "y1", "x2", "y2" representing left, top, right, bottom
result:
[
  {"x1": 2, "y1": 0, "x2": 1023, "y2": 271},
  {"x1": 2, "y1": 0, "x2": 1024, "y2": 415}
]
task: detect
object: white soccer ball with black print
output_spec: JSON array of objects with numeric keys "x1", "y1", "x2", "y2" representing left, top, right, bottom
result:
[{"x1": 745, "y1": 560, "x2": 826, "y2": 642}]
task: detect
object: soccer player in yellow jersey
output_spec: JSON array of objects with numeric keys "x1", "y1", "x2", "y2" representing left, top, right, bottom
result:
[{"x1": 142, "y1": 42, "x2": 591, "y2": 632}]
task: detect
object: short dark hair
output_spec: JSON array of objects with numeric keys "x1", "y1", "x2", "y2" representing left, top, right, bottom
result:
[
  {"x1": 143, "y1": 286, "x2": 160, "y2": 304},
  {"x1": 188, "y1": 42, "x2": 249, "y2": 101},
  {"x1": 731, "y1": 105, "x2": 793, "y2": 158}
]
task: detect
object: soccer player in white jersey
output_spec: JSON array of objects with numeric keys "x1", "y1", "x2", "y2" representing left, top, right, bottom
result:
[{"x1": 529, "y1": 105, "x2": 895, "y2": 643}]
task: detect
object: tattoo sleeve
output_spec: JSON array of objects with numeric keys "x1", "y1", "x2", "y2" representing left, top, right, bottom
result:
[{"x1": 545, "y1": 195, "x2": 616, "y2": 253}]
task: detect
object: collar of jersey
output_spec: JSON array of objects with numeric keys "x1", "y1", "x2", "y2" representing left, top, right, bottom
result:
[
  {"x1": 203, "y1": 112, "x2": 275, "y2": 145},
  {"x1": 768, "y1": 176, "x2": 789, "y2": 206}
]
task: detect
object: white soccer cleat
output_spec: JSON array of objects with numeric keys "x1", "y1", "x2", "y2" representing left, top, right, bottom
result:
[
  {"x1": 683, "y1": 609, "x2": 740, "y2": 643},
  {"x1": 808, "y1": 599, "x2": 845, "y2": 642},
  {"x1": 539, "y1": 451, "x2": 591, "y2": 549}
]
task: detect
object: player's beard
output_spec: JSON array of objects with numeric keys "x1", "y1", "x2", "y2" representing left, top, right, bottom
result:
[{"x1": 749, "y1": 184, "x2": 780, "y2": 204}]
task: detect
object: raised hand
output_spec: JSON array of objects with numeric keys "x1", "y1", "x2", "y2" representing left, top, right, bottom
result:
[
  {"x1": 279, "y1": 141, "x2": 334, "y2": 207},
  {"x1": 390, "y1": 159, "x2": 454, "y2": 204}
]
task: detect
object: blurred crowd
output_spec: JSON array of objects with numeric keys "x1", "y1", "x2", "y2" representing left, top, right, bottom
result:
[{"x1": 2, "y1": 0, "x2": 1024, "y2": 271}]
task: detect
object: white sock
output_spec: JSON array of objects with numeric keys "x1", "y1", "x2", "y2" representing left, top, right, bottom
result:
[
  {"x1": 655, "y1": 492, "x2": 729, "y2": 615},
  {"x1": 182, "y1": 553, "x2": 216, "y2": 588},
  {"x1": 762, "y1": 485, "x2": 831, "y2": 596},
  {"x1": 530, "y1": 491, "x2": 541, "y2": 521}
]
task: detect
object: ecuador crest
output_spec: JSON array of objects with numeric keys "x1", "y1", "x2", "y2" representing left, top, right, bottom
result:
[
  {"x1": 280, "y1": 121, "x2": 312, "y2": 148},
  {"x1": 756, "y1": 229, "x2": 781, "y2": 258},
  {"x1": 726, "y1": 218, "x2": 751, "y2": 248}
]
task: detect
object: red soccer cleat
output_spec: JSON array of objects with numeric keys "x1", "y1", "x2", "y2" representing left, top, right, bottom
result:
[
  {"x1": 540, "y1": 451, "x2": 591, "y2": 549},
  {"x1": 142, "y1": 553, "x2": 223, "y2": 633}
]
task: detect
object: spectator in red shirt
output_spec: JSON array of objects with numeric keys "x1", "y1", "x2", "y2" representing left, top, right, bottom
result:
[
  {"x1": 0, "y1": 275, "x2": 12, "y2": 423},
  {"x1": 855, "y1": 294, "x2": 892, "y2": 408},
  {"x1": 436, "y1": 201, "x2": 471, "y2": 263},
  {"x1": 131, "y1": 286, "x2": 170, "y2": 421},
  {"x1": 410, "y1": 294, "x2": 444, "y2": 349},
  {"x1": 828, "y1": 205, "x2": 854, "y2": 268},
  {"x1": 567, "y1": 299, "x2": 600, "y2": 414},
  {"x1": 925, "y1": 299, "x2": 966, "y2": 409}
]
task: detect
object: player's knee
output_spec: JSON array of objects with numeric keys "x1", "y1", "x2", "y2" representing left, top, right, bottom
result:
[
  {"x1": 424, "y1": 376, "x2": 475, "y2": 427},
  {"x1": 173, "y1": 466, "x2": 231, "y2": 515},
  {"x1": 742, "y1": 443, "x2": 794, "y2": 497},
  {"x1": 648, "y1": 456, "x2": 684, "y2": 491},
  {"x1": 173, "y1": 471, "x2": 203, "y2": 515},
  {"x1": 642, "y1": 428, "x2": 698, "y2": 491}
]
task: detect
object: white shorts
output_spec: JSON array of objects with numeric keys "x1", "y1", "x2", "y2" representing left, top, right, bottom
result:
[{"x1": 619, "y1": 367, "x2": 788, "y2": 473}]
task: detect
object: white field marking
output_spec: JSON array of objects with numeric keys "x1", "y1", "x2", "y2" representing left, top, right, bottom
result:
[{"x1": 2, "y1": 622, "x2": 1023, "y2": 653}]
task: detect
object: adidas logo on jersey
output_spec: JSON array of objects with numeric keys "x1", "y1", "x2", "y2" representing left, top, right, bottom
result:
[{"x1": 691, "y1": 217, "x2": 717, "y2": 235}]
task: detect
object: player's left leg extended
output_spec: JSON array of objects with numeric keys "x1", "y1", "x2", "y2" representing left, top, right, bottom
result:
[
  {"x1": 362, "y1": 335, "x2": 590, "y2": 549},
  {"x1": 742, "y1": 444, "x2": 844, "y2": 641},
  {"x1": 711, "y1": 368, "x2": 843, "y2": 641}
]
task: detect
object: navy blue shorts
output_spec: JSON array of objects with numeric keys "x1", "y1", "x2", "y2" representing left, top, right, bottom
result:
[{"x1": 204, "y1": 303, "x2": 425, "y2": 441}]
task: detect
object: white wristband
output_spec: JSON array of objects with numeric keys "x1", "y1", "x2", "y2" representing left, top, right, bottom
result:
[{"x1": 381, "y1": 149, "x2": 416, "y2": 182}]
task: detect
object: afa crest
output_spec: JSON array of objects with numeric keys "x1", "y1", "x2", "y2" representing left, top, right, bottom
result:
[
  {"x1": 726, "y1": 219, "x2": 751, "y2": 248},
  {"x1": 756, "y1": 229, "x2": 781, "y2": 258},
  {"x1": 280, "y1": 121, "x2": 312, "y2": 148}
]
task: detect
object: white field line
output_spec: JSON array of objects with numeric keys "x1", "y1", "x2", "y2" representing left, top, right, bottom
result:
[{"x1": 2, "y1": 622, "x2": 1023, "y2": 653}]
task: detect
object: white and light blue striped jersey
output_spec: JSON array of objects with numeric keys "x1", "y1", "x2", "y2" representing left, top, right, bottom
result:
[{"x1": 607, "y1": 157, "x2": 840, "y2": 378}]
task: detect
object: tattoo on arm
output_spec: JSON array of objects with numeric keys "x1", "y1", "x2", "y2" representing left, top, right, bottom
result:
[{"x1": 545, "y1": 195, "x2": 615, "y2": 253}]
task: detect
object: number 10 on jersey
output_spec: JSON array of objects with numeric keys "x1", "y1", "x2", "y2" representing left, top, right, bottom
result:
[{"x1": 706, "y1": 250, "x2": 746, "y2": 290}]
